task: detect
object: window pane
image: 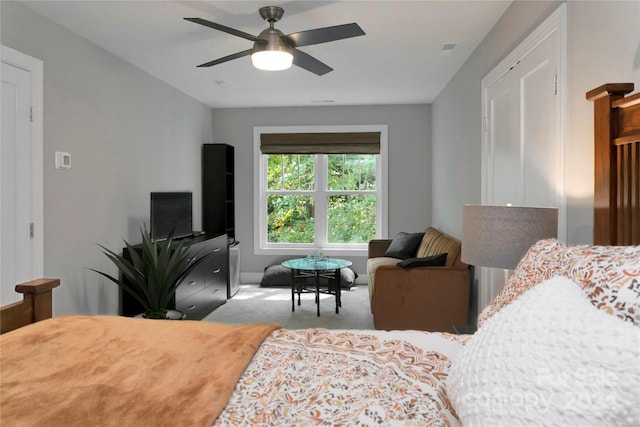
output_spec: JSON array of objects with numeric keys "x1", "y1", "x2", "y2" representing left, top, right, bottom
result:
[
  {"x1": 327, "y1": 195, "x2": 376, "y2": 243},
  {"x1": 267, "y1": 194, "x2": 314, "y2": 243},
  {"x1": 327, "y1": 155, "x2": 343, "y2": 190},
  {"x1": 327, "y1": 155, "x2": 376, "y2": 190},
  {"x1": 267, "y1": 154, "x2": 314, "y2": 190},
  {"x1": 267, "y1": 155, "x2": 283, "y2": 190},
  {"x1": 299, "y1": 156, "x2": 315, "y2": 190}
]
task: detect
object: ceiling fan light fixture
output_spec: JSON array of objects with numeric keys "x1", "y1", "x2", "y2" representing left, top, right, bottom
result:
[
  {"x1": 251, "y1": 27, "x2": 293, "y2": 71},
  {"x1": 251, "y1": 50, "x2": 293, "y2": 71}
]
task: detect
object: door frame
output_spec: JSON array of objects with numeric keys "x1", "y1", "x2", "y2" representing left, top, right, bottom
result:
[
  {"x1": 1, "y1": 45, "x2": 44, "y2": 281},
  {"x1": 478, "y1": 4, "x2": 567, "y2": 310}
]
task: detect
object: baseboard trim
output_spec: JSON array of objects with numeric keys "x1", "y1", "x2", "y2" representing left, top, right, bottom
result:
[{"x1": 241, "y1": 272, "x2": 263, "y2": 284}]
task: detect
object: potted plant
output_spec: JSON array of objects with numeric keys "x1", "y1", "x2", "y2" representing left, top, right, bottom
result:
[{"x1": 91, "y1": 225, "x2": 207, "y2": 319}]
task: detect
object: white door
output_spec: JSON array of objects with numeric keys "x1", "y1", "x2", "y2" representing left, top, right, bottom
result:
[
  {"x1": 1, "y1": 47, "x2": 44, "y2": 304},
  {"x1": 486, "y1": 68, "x2": 520, "y2": 205},
  {"x1": 487, "y1": 28, "x2": 563, "y2": 210},
  {"x1": 480, "y1": 5, "x2": 567, "y2": 309}
]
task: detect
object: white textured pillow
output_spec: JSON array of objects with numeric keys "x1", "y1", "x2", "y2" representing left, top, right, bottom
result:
[{"x1": 446, "y1": 276, "x2": 640, "y2": 427}]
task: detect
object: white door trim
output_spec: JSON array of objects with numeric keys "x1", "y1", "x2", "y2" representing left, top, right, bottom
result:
[{"x1": 1, "y1": 45, "x2": 44, "y2": 279}]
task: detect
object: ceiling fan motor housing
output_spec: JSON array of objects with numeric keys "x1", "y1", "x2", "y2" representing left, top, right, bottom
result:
[
  {"x1": 259, "y1": 6, "x2": 284, "y2": 23},
  {"x1": 253, "y1": 28, "x2": 293, "y2": 54}
]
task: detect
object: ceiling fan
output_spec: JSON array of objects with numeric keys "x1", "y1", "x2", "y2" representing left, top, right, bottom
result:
[{"x1": 184, "y1": 6, "x2": 365, "y2": 76}]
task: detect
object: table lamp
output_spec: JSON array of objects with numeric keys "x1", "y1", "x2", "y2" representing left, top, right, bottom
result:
[{"x1": 462, "y1": 204, "x2": 558, "y2": 282}]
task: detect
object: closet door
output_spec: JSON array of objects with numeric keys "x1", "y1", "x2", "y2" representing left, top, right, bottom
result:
[
  {"x1": 486, "y1": 28, "x2": 562, "y2": 210},
  {"x1": 486, "y1": 67, "x2": 519, "y2": 206},
  {"x1": 480, "y1": 5, "x2": 566, "y2": 309},
  {"x1": 1, "y1": 47, "x2": 43, "y2": 305}
]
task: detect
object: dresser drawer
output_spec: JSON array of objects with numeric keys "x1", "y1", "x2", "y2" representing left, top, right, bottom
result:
[
  {"x1": 175, "y1": 270, "x2": 206, "y2": 302},
  {"x1": 176, "y1": 293, "x2": 207, "y2": 320},
  {"x1": 175, "y1": 247, "x2": 209, "y2": 302},
  {"x1": 202, "y1": 236, "x2": 227, "y2": 287},
  {"x1": 177, "y1": 286, "x2": 225, "y2": 320},
  {"x1": 205, "y1": 263, "x2": 226, "y2": 286},
  {"x1": 203, "y1": 239, "x2": 225, "y2": 263}
]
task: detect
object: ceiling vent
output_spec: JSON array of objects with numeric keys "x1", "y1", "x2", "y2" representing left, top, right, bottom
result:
[{"x1": 440, "y1": 43, "x2": 457, "y2": 55}]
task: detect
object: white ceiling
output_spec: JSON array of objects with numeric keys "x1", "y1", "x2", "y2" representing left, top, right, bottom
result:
[{"x1": 19, "y1": 0, "x2": 512, "y2": 109}]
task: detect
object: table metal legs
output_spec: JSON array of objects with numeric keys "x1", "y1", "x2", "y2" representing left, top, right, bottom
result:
[
  {"x1": 314, "y1": 271, "x2": 320, "y2": 316},
  {"x1": 335, "y1": 269, "x2": 341, "y2": 313},
  {"x1": 289, "y1": 268, "x2": 342, "y2": 316},
  {"x1": 291, "y1": 270, "x2": 295, "y2": 312}
]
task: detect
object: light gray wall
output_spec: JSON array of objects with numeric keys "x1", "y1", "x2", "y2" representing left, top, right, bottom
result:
[
  {"x1": 432, "y1": 0, "x2": 640, "y2": 244},
  {"x1": 431, "y1": 0, "x2": 561, "y2": 239},
  {"x1": 564, "y1": 0, "x2": 640, "y2": 242},
  {"x1": 2, "y1": 2, "x2": 214, "y2": 315},
  {"x1": 210, "y1": 104, "x2": 431, "y2": 277}
]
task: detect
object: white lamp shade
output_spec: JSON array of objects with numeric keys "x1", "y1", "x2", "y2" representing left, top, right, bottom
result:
[
  {"x1": 251, "y1": 50, "x2": 293, "y2": 71},
  {"x1": 462, "y1": 205, "x2": 558, "y2": 270}
]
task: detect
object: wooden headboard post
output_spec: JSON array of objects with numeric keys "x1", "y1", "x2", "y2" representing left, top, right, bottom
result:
[
  {"x1": 0, "y1": 278, "x2": 60, "y2": 334},
  {"x1": 586, "y1": 83, "x2": 640, "y2": 245}
]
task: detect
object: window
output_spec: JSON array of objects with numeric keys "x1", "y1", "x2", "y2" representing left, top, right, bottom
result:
[{"x1": 254, "y1": 125, "x2": 388, "y2": 255}]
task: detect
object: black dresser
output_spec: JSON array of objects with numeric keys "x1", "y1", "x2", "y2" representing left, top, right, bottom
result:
[{"x1": 120, "y1": 233, "x2": 228, "y2": 320}]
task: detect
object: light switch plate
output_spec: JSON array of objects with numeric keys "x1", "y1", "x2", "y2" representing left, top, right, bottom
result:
[{"x1": 55, "y1": 151, "x2": 71, "y2": 169}]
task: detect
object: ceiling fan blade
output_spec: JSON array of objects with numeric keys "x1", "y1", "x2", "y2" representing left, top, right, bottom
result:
[
  {"x1": 197, "y1": 49, "x2": 252, "y2": 68},
  {"x1": 287, "y1": 23, "x2": 365, "y2": 47},
  {"x1": 184, "y1": 17, "x2": 261, "y2": 43},
  {"x1": 291, "y1": 49, "x2": 333, "y2": 76}
]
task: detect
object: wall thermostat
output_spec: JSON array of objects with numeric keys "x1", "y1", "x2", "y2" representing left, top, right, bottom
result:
[{"x1": 55, "y1": 152, "x2": 71, "y2": 170}]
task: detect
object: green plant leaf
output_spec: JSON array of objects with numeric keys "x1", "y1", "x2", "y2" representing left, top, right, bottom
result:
[{"x1": 89, "y1": 224, "x2": 210, "y2": 316}]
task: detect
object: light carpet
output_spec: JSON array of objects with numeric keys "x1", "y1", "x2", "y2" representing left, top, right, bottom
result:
[{"x1": 202, "y1": 283, "x2": 374, "y2": 330}]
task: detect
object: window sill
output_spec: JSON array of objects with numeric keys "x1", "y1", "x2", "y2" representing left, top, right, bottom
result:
[{"x1": 254, "y1": 245, "x2": 367, "y2": 257}]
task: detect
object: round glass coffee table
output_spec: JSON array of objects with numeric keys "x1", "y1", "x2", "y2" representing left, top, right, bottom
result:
[{"x1": 281, "y1": 257, "x2": 352, "y2": 317}]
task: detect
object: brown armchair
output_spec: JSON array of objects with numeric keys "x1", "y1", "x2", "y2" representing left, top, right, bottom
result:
[{"x1": 367, "y1": 227, "x2": 471, "y2": 332}]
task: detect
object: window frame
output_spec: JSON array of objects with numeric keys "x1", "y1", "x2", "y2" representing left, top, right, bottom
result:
[{"x1": 253, "y1": 125, "x2": 388, "y2": 256}]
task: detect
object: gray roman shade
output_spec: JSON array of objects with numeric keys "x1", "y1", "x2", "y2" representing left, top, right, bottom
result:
[{"x1": 260, "y1": 132, "x2": 381, "y2": 154}]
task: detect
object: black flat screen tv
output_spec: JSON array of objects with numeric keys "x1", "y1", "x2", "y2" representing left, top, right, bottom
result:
[{"x1": 150, "y1": 192, "x2": 193, "y2": 241}]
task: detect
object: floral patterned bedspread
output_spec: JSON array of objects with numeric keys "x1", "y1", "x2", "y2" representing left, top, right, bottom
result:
[{"x1": 214, "y1": 329, "x2": 466, "y2": 426}]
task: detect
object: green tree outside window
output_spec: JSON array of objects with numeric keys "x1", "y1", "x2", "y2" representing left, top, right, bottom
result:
[{"x1": 266, "y1": 153, "x2": 377, "y2": 245}]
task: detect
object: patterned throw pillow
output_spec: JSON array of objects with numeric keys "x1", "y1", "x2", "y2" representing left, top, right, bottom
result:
[
  {"x1": 447, "y1": 276, "x2": 640, "y2": 426},
  {"x1": 477, "y1": 238, "x2": 565, "y2": 328},
  {"x1": 566, "y1": 244, "x2": 640, "y2": 325},
  {"x1": 478, "y1": 239, "x2": 640, "y2": 328}
]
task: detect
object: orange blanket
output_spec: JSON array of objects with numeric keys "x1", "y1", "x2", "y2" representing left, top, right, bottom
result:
[{"x1": 0, "y1": 315, "x2": 279, "y2": 427}]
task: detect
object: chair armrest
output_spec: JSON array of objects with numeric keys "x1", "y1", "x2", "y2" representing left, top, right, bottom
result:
[
  {"x1": 368, "y1": 240, "x2": 392, "y2": 258},
  {"x1": 372, "y1": 266, "x2": 470, "y2": 332}
]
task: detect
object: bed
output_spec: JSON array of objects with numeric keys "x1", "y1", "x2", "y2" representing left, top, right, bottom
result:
[
  {"x1": 586, "y1": 82, "x2": 640, "y2": 246},
  {"x1": 1, "y1": 83, "x2": 639, "y2": 426}
]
